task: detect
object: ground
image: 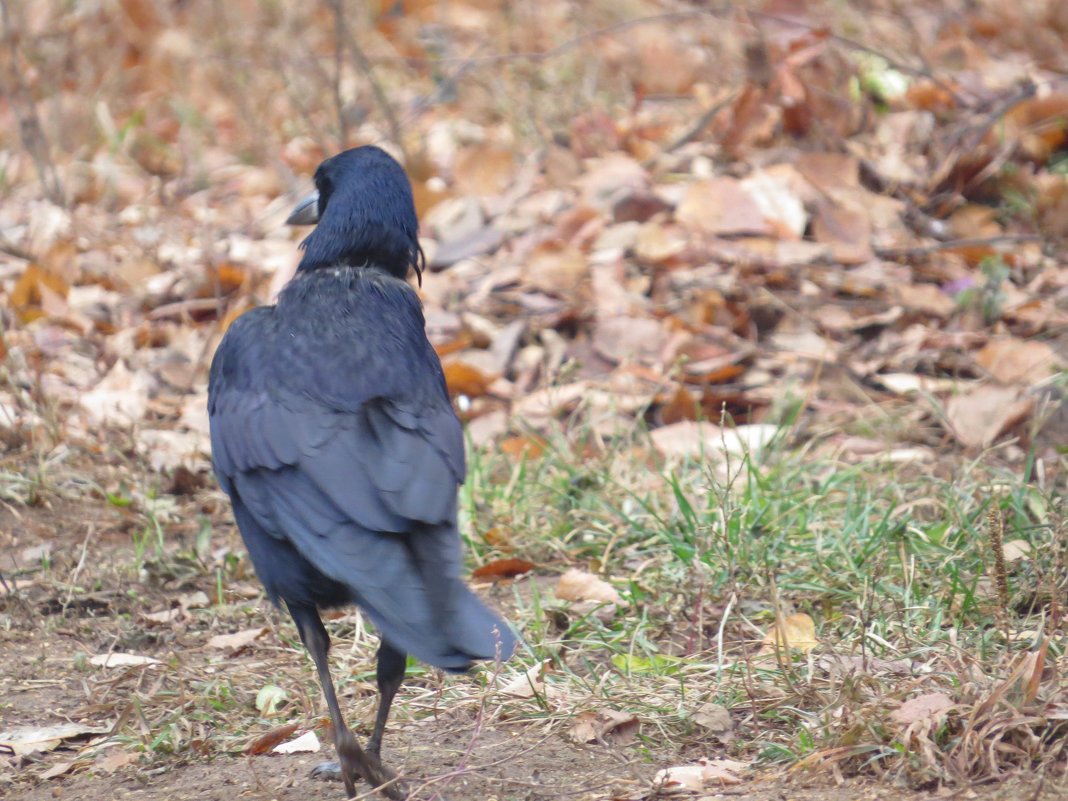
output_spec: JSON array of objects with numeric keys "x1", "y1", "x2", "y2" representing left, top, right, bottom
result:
[{"x1": 2, "y1": 481, "x2": 1065, "y2": 801}]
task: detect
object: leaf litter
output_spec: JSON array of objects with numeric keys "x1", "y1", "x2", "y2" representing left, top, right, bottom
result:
[{"x1": 2, "y1": 1, "x2": 1068, "y2": 800}]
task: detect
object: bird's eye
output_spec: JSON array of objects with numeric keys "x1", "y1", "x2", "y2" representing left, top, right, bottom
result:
[{"x1": 315, "y1": 172, "x2": 333, "y2": 209}]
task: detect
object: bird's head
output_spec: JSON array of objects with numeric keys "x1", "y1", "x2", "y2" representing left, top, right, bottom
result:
[{"x1": 288, "y1": 145, "x2": 425, "y2": 284}]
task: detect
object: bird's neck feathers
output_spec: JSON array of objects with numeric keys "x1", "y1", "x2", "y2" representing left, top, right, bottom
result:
[{"x1": 296, "y1": 195, "x2": 424, "y2": 284}]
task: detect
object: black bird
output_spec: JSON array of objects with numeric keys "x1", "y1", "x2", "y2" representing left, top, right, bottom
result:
[{"x1": 208, "y1": 145, "x2": 517, "y2": 798}]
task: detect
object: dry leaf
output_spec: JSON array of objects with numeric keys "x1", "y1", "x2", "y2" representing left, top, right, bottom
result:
[
  {"x1": 178, "y1": 590, "x2": 211, "y2": 610},
  {"x1": 499, "y1": 434, "x2": 546, "y2": 460},
  {"x1": 593, "y1": 316, "x2": 667, "y2": 365},
  {"x1": 890, "y1": 692, "x2": 954, "y2": 726},
  {"x1": 96, "y1": 749, "x2": 138, "y2": 773},
  {"x1": 944, "y1": 385, "x2": 1035, "y2": 449},
  {"x1": 894, "y1": 283, "x2": 957, "y2": 317},
  {"x1": 1002, "y1": 539, "x2": 1032, "y2": 562},
  {"x1": 676, "y1": 178, "x2": 771, "y2": 237},
  {"x1": 650, "y1": 422, "x2": 779, "y2": 460},
  {"x1": 692, "y1": 702, "x2": 734, "y2": 742},
  {"x1": 628, "y1": 24, "x2": 703, "y2": 95},
  {"x1": 141, "y1": 608, "x2": 182, "y2": 624},
  {"x1": 811, "y1": 200, "x2": 872, "y2": 264},
  {"x1": 568, "y1": 709, "x2": 639, "y2": 744},
  {"x1": 10, "y1": 263, "x2": 70, "y2": 323},
  {"x1": 500, "y1": 659, "x2": 552, "y2": 698},
  {"x1": 654, "y1": 758, "x2": 749, "y2": 790},
  {"x1": 796, "y1": 152, "x2": 860, "y2": 193},
  {"x1": 0, "y1": 723, "x2": 111, "y2": 756},
  {"x1": 761, "y1": 613, "x2": 819, "y2": 653},
  {"x1": 555, "y1": 568, "x2": 622, "y2": 604},
  {"x1": 246, "y1": 722, "x2": 301, "y2": 755},
  {"x1": 208, "y1": 627, "x2": 268, "y2": 650},
  {"x1": 634, "y1": 221, "x2": 688, "y2": 264},
  {"x1": 79, "y1": 360, "x2": 151, "y2": 426},
  {"x1": 443, "y1": 361, "x2": 495, "y2": 398},
  {"x1": 452, "y1": 146, "x2": 515, "y2": 196},
  {"x1": 521, "y1": 241, "x2": 588, "y2": 299},
  {"x1": 740, "y1": 170, "x2": 807, "y2": 238},
  {"x1": 273, "y1": 730, "x2": 321, "y2": 754},
  {"x1": 89, "y1": 653, "x2": 162, "y2": 668},
  {"x1": 472, "y1": 558, "x2": 536, "y2": 580},
  {"x1": 975, "y1": 339, "x2": 1058, "y2": 385}
]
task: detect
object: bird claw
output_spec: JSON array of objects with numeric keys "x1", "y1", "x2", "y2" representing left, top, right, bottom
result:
[
  {"x1": 312, "y1": 739, "x2": 408, "y2": 800},
  {"x1": 310, "y1": 760, "x2": 344, "y2": 782}
]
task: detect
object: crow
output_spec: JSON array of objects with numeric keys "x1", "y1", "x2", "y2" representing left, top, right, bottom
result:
[{"x1": 207, "y1": 145, "x2": 517, "y2": 799}]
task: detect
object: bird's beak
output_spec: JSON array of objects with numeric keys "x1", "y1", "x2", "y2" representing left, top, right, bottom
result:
[{"x1": 286, "y1": 192, "x2": 320, "y2": 225}]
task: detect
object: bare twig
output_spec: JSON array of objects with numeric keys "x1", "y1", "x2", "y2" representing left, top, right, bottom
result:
[
  {"x1": 0, "y1": 0, "x2": 65, "y2": 205},
  {"x1": 328, "y1": 0, "x2": 406, "y2": 160},
  {"x1": 62, "y1": 524, "x2": 96, "y2": 615},
  {"x1": 326, "y1": 0, "x2": 352, "y2": 146},
  {"x1": 749, "y1": 9, "x2": 969, "y2": 108},
  {"x1": 645, "y1": 89, "x2": 740, "y2": 169},
  {"x1": 874, "y1": 234, "x2": 1046, "y2": 261}
]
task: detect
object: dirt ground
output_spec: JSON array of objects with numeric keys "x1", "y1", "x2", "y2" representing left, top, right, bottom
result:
[{"x1": 1, "y1": 488, "x2": 1064, "y2": 801}]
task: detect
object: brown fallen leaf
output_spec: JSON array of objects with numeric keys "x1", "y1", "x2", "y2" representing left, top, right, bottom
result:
[
  {"x1": 944, "y1": 385, "x2": 1035, "y2": 449},
  {"x1": 10, "y1": 263, "x2": 70, "y2": 324},
  {"x1": 893, "y1": 283, "x2": 957, "y2": 318},
  {"x1": 692, "y1": 702, "x2": 734, "y2": 743},
  {"x1": 40, "y1": 760, "x2": 79, "y2": 780},
  {"x1": 676, "y1": 177, "x2": 771, "y2": 237},
  {"x1": 246, "y1": 722, "x2": 301, "y2": 755},
  {"x1": 1003, "y1": 539, "x2": 1032, "y2": 562},
  {"x1": 890, "y1": 692, "x2": 954, "y2": 727},
  {"x1": 472, "y1": 558, "x2": 535, "y2": 580},
  {"x1": 659, "y1": 385, "x2": 700, "y2": 425},
  {"x1": 500, "y1": 659, "x2": 553, "y2": 698},
  {"x1": 568, "y1": 709, "x2": 639, "y2": 744},
  {"x1": 96, "y1": 749, "x2": 138, "y2": 773},
  {"x1": 521, "y1": 240, "x2": 588, "y2": 299},
  {"x1": 975, "y1": 339, "x2": 1058, "y2": 385},
  {"x1": 592, "y1": 315, "x2": 667, "y2": 365},
  {"x1": 453, "y1": 145, "x2": 515, "y2": 196},
  {"x1": 0, "y1": 723, "x2": 111, "y2": 757},
  {"x1": 79, "y1": 360, "x2": 151, "y2": 427},
  {"x1": 208, "y1": 627, "x2": 268, "y2": 651},
  {"x1": 443, "y1": 361, "x2": 496, "y2": 399},
  {"x1": 499, "y1": 434, "x2": 546, "y2": 460},
  {"x1": 141, "y1": 608, "x2": 182, "y2": 625},
  {"x1": 796, "y1": 151, "x2": 861, "y2": 193},
  {"x1": 811, "y1": 199, "x2": 872, "y2": 264},
  {"x1": 650, "y1": 422, "x2": 779, "y2": 460},
  {"x1": 761, "y1": 613, "x2": 819, "y2": 654},
  {"x1": 555, "y1": 569, "x2": 622, "y2": 604},
  {"x1": 654, "y1": 757, "x2": 749, "y2": 790}
]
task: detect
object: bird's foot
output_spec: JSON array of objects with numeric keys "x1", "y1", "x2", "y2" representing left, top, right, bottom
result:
[
  {"x1": 310, "y1": 760, "x2": 345, "y2": 782},
  {"x1": 311, "y1": 732, "x2": 406, "y2": 800}
]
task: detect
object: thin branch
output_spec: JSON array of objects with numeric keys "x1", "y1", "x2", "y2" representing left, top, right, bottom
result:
[
  {"x1": 874, "y1": 234, "x2": 1047, "y2": 261},
  {"x1": 330, "y1": 0, "x2": 406, "y2": 160},
  {"x1": 327, "y1": 0, "x2": 351, "y2": 146},
  {"x1": 644, "y1": 89, "x2": 740, "y2": 169},
  {"x1": 0, "y1": 0, "x2": 65, "y2": 205},
  {"x1": 749, "y1": 9, "x2": 970, "y2": 108}
]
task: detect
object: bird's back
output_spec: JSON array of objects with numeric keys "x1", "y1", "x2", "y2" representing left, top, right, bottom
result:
[{"x1": 209, "y1": 266, "x2": 514, "y2": 669}]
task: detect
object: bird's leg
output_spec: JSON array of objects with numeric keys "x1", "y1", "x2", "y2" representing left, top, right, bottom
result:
[
  {"x1": 288, "y1": 604, "x2": 405, "y2": 800},
  {"x1": 367, "y1": 641, "x2": 407, "y2": 759}
]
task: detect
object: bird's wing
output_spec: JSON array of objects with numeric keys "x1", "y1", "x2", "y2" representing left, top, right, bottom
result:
[
  {"x1": 208, "y1": 308, "x2": 465, "y2": 534},
  {"x1": 207, "y1": 297, "x2": 513, "y2": 667}
]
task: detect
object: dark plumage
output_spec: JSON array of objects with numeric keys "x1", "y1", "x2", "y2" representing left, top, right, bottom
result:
[{"x1": 208, "y1": 146, "x2": 516, "y2": 799}]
